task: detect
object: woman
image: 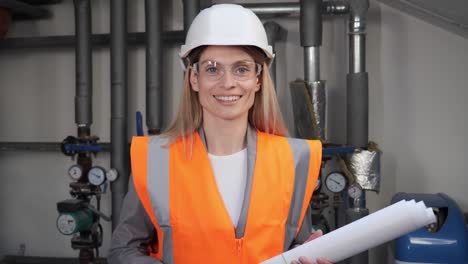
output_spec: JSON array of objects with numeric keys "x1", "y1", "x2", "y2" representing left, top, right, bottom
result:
[{"x1": 109, "y1": 4, "x2": 332, "y2": 264}]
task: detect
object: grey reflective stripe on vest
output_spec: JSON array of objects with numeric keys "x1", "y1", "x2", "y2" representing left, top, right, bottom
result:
[
  {"x1": 147, "y1": 136, "x2": 174, "y2": 263},
  {"x1": 284, "y1": 138, "x2": 311, "y2": 251}
]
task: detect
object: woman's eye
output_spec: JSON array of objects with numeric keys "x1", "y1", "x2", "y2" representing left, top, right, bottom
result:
[
  {"x1": 206, "y1": 67, "x2": 218, "y2": 74},
  {"x1": 235, "y1": 66, "x2": 250, "y2": 75}
]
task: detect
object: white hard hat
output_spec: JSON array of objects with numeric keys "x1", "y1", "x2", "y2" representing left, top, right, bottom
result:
[{"x1": 179, "y1": 4, "x2": 274, "y2": 68}]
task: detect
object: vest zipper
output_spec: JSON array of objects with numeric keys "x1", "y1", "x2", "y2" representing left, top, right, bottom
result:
[{"x1": 236, "y1": 238, "x2": 243, "y2": 263}]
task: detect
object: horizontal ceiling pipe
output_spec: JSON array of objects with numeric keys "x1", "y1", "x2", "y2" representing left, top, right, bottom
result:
[
  {"x1": 242, "y1": 1, "x2": 349, "y2": 17},
  {"x1": 0, "y1": 31, "x2": 185, "y2": 49}
]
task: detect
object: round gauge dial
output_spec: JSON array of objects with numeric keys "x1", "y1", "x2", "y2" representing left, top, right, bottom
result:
[
  {"x1": 106, "y1": 168, "x2": 119, "y2": 182},
  {"x1": 325, "y1": 172, "x2": 347, "y2": 193},
  {"x1": 88, "y1": 166, "x2": 106, "y2": 186},
  {"x1": 347, "y1": 183, "x2": 363, "y2": 199},
  {"x1": 57, "y1": 214, "x2": 76, "y2": 235},
  {"x1": 68, "y1": 164, "x2": 83, "y2": 181}
]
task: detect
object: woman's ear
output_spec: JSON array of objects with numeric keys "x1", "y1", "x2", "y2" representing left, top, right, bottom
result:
[
  {"x1": 255, "y1": 78, "x2": 261, "y2": 92},
  {"x1": 189, "y1": 68, "x2": 199, "y2": 92}
]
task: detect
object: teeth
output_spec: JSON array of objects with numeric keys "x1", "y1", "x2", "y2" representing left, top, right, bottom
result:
[{"x1": 214, "y1": 95, "x2": 241, "y2": 102}]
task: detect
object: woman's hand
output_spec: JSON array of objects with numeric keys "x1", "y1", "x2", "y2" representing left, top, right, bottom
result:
[{"x1": 290, "y1": 230, "x2": 333, "y2": 264}]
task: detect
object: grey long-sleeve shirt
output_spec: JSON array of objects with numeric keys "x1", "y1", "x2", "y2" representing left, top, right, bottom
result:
[{"x1": 108, "y1": 179, "x2": 162, "y2": 264}]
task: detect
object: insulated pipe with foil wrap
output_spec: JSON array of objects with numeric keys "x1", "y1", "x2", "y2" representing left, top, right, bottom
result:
[{"x1": 295, "y1": 0, "x2": 326, "y2": 142}]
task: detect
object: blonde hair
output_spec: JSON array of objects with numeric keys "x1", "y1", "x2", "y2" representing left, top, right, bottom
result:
[{"x1": 161, "y1": 46, "x2": 288, "y2": 146}]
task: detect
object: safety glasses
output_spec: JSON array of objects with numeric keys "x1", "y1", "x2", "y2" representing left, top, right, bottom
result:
[{"x1": 192, "y1": 60, "x2": 262, "y2": 82}]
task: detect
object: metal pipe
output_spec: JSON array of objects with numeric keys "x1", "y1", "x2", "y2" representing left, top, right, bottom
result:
[
  {"x1": 347, "y1": 0, "x2": 369, "y2": 148},
  {"x1": 110, "y1": 0, "x2": 129, "y2": 230},
  {"x1": 323, "y1": 0, "x2": 349, "y2": 15},
  {"x1": 304, "y1": 46, "x2": 320, "y2": 82},
  {"x1": 301, "y1": 0, "x2": 322, "y2": 83},
  {"x1": 349, "y1": 18, "x2": 366, "y2": 73},
  {"x1": 0, "y1": 31, "x2": 185, "y2": 49},
  {"x1": 264, "y1": 21, "x2": 284, "y2": 88},
  {"x1": 346, "y1": 1, "x2": 370, "y2": 263},
  {"x1": 145, "y1": 0, "x2": 163, "y2": 134},
  {"x1": 73, "y1": 0, "x2": 92, "y2": 128},
  {"x1": 183, "y1": 0, "x2": 200, "y2": 33},
  {"x1": 244, "y1": 2, "x2": 299, "y2": 17},
  {"x1": 242, "y1": 1, "x2": 349, "y2": 17}
]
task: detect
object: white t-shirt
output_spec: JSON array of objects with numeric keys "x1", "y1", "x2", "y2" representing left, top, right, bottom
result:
[{"x1": 208, "y1": 148, "x2": 248, "y2": 228}]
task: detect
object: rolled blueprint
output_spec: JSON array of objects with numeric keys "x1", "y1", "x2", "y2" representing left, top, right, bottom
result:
[{"x1": 261, "y1": 200, "x2": 436, "y2": 264}]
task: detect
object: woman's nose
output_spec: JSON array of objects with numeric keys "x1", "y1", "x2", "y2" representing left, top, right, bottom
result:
[{"x1": 219, "y1": 70, "x2": 237, "y2": 88}]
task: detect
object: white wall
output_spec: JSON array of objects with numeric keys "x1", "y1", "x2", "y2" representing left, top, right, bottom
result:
[{"x1": 0, "y1": 0, "x2": 467, "y2": 263}]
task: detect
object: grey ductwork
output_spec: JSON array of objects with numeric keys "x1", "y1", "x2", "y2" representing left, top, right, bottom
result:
[
  {"x1": 74, "y1": 0, "x2": 92, "y2": 129},
  {"x1": 145, "y1": 0, "x2": 163, "y2": 134},
  {"x1": 110, "y1": 0, "x2": 129, "y2": 229},
  {"x1": 347, "y1": 0, "x2": 369, "y2": 148}
]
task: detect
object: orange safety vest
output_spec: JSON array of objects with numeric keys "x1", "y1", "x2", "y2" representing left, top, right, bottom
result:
[{"x1": 130, "y1": 129, "x2": 322, "y2": 264}]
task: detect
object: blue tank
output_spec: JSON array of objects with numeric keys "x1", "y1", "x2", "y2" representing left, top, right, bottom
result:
[{"x1": 391, "y1": 193, "x2": 468, "y2": 264}]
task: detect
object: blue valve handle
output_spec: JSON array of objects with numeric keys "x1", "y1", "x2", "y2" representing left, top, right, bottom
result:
[
  {"x1": 63, "y1": 144, "x2": 102, "y2": 153},
  {"x1": 322, "y1": 147, "x2": 355, "y2": 156},
  {"x1": 136, "y1": 111, "x2": 144, "y2": 136}
]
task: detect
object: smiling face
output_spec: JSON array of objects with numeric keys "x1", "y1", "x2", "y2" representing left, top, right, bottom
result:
[{"x1": 190, "y1": 46, "x2": 261, "y2": 125}]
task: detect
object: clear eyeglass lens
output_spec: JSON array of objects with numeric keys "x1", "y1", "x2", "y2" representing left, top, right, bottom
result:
[{"x1": 193, "y1": 60, "x2": 261, "y2": 81}]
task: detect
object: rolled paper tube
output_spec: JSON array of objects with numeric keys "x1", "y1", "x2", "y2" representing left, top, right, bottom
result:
[{"x1": 260, "y1": 200, "x2": 436, "y2": 264}]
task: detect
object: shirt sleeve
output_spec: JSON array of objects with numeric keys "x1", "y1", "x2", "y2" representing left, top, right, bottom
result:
[
  {"x1": 108, "y1": 177, "x2": 163, "y2": 264},
  {"x1": 290, "y1": 204, "x2": 314, "y2": 248}
]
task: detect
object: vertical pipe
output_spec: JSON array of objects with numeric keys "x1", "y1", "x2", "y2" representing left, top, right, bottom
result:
[
  {"x1": 346, "y1": 0, "x2": 369, "y2": 148},
  {"x1": 304, "y1": 46, "x2": 320, "y2": 82},
  {"x1": 110, "y1": 0, "x2": 129, "y2": 230},
  {"x1": 264, "y1": 21, "x2": 282, "y2": 88},
  {"x1": 183, "y1": 0, "x2": 200, "y2": 33},
  {"x1": 350, "y1": 30, "x2": 365, "y2": 73},
  {"x1": 145, "y1": 0, "x2": 163, "y2": 134},
  {"x1": 300, "y1": 0, "x2": 322, "y2": 83},
  {"x1": 299, "y1": 0, "x2": 326, "y2": 142},
  {"x1": 74, "y1": 0, "x2": 92, "y2": 129},
  {"x1": 346, "y1": 1, "x2": 370, "y2": 264}
]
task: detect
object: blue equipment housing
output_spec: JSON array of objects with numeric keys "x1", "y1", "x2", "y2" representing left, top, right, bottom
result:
[{"x1": 391, "y1": 193, "x2": 468, "y2": 264}]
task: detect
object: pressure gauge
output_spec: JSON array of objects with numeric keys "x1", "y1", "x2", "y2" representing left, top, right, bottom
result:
[
  {"x1": 88, "y1": 166, "x2": 106, "y2": 186},
  {"x1": 325, "y1": 172, "x2": 347, "y2": 193},
  {"x1": 57, "y1": 214, "x2": 76, "y2": 235},
  {"x1": 68, "y1": 164, "x2": 83, "y2": 181},
  {"x1": 106, "y1": 168, "x2": 119, "y2": 182},
  {"x1": 347, "y1": 183, "x2": 363, "y2": 199},
  {"x1": 57, "y1": 210, "x2": 93, "y2": 235}
]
